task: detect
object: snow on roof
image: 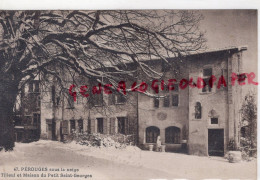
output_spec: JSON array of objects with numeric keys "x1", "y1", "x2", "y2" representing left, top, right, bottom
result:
[{"x1": 187, "y1": 45, "x2": 248, "y2": 56}]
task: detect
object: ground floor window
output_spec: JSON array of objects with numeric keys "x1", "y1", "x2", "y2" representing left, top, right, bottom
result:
[
  {"x1": 78, "y1": 119, "x2": 83, "y2": 133},
  {"x1": 165, "y1": 126, "x2": 180, "y2": 144},
  {"x1": 97, "y1": 118, "x2": 103, "y2": 133},
  {"x1": 70, "y1": 120, "x2": 75, "y2": 133},
  {"x1": 117, "y1": 117, "x2": 126, "y2": 134},
  {"x1": 146, "y1": 126, "x2": 160, "y2": 143}
]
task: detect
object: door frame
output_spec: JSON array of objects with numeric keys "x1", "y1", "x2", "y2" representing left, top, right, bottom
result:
[{"x1": 207, "y1": 128, "x2": 225, "y2": 156}]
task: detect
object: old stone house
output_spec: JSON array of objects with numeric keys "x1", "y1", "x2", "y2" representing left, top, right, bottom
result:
[
  {"x1": 14, "y1": 79, "x2": 41, "y2": 142},
  {"x1": 38, "y1": 46, "x2": 247, "y2": 156}
]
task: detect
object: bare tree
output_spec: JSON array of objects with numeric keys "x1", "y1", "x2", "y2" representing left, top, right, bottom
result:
[{"x1": 0, "y1": 10, "x2": 205, "y2": 150}]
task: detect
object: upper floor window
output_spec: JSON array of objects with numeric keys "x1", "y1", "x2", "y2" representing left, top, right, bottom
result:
[
  {"x1": 28, "y1": 81, "x2": 40, "y2": 93},
  {"x1": 93, "y1": 94, "x2": 103, "y2": 106},
  {"x1": 115, "y1": 93, "x2": 126, "y2": 104},
  {"x1": 195, "y1": 102, "x2": 202, "y2": 119},
  {"x1": 163, "y1": 95, "x2": 170, "y2": 107},
  {"x1": 154, "y1": 97, "x2": 159, "y2": 108},
  {"x1": 172, "y1": 94, "x2": 179, "y2": 106},
  {"x1": 202, "y1": 68, "x2": 212, "y2": 93},
  {"x1": 109, "y1": 93, "x2": 126, "y2": 105},
  {"x1": 67, "y1": 95, "x2": 75, "y2": 109}
]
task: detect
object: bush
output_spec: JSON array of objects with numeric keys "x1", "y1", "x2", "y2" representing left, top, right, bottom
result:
[
  {"x1": 240, "y1": 137, "x2": 257, "y2": 161},
  {"x1": 67, "y1": 132, "x2": 135, "y2": 149}
]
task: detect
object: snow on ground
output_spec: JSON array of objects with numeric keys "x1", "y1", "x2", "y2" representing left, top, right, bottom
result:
[{"x1": 0, "y1": 140, "x2": 257, "y2": 180}]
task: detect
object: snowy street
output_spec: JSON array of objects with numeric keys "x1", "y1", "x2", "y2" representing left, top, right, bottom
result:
[{"x1": 0, "y1": 140, "x2": 256, "y2": 180}]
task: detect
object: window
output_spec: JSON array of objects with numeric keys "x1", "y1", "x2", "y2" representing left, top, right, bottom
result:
[
  {"x1": 97, "y1": 118, "x2": 103, "y2": 133},
  {"x1": 154, "y1": 98, "x2": 159, "y2": 108},
  {"x1": 211, "y1": 118, "x2": 218, "y2": 124},
  {"x1": 67, "y1": 95, "x2": 75, "y2": 109},
  {"x1": 78, "y1": 119, "x2": 83, "y2": 133},
  {"x1": 115, "y1": 93, "x2": 126, "y2": 104},
  {"x1": 165, "y1": 126, "x2": 180, "y2": 144},
  {"x1": 29, "y1": 81, "x2": 40, "y2": 93},
  {"x1": 146, "y1": 126, "x2": 160, "y2": 143},
  {"x1": 202, "y1": 68, "x2": 212, "y2": 93},
  {"x1": 33, "y1": 113, "x2": 40, "y2": 126},
  {"x1": 117, "y1": 117, "x2": 126, "y2": 134},
  {"x1": 93, "y1": 94, "x2": 103, "y2": 106},
  {"x1": 163, "y1": 95, "x2": 170, "y2": 107},
  {"x1": 70, "y1": 120, "x2": 75, "y2": 133},
  {"x1": 195, "y1": 102, "x2": 202, "y2": 119},
  {"x1": 172, "y1": 94, "x2": 179, "y2": 106},
  {"x1": 220, "y1": 69, "x2": 228, "y2": 90},
  {"x1": 203, "y1": 68, "x2": 212, "y2": 77}
]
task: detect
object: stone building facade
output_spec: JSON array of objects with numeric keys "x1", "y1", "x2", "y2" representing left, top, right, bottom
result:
[
  {"x1": 14, "y1": 80, "x2": 41, "y2": 142},
  {"x1": 39, "y1": 46, "x2": 247, "y2": 156}
]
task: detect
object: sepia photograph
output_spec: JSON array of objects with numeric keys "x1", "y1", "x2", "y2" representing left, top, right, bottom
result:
[{"x1": 0, "y1": 4, "x2": 258, "y2": 180}]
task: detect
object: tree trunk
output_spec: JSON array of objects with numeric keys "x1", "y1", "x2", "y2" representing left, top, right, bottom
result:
[{"x1": 0, "y1": 79, "x2": 19, "y2": 151}]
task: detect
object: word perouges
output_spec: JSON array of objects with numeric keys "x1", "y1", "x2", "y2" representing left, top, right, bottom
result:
[{"x1": 69, "y1": 72, "x2": 258, "y2": 102}]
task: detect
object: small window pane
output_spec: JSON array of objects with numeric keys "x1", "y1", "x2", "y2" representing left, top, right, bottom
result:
[
  {"x1": 202, "y1": 78, "x2": 212, "y2": 93},
  {"x1": 172, "y1": 94, "x2": 179, "y2": 106},
  {"x1": 154, "y1": 98, "x2": 159, "y2": 108},
  {"x1": 195, "y1": 102, "x2": 202, "y2": 119},
  {"x1": 211, "y1": 118, "x2": 218, "y2": 124},
  {"x1": 163, "y1": 95, "x2": 170, "y2": 107}
]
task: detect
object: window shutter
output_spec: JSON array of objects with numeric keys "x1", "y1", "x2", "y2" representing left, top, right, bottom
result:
[
  {"x1": 107, "y1": 118, "x2": 111, "y2": 134},
  {"x1": 61, "y1": 121, "x2": 68, "y2": 134},
  {"x1": 110, "y1": 117, "x2": 115, "y2": 134},
  {"x1": 103, "y1": 118, "x2": 108, "y2": 134},
  {"x1": 125, "y1": 117, "x2": 129, "y2": 135},
  {"x1": 90, "y1": 119, "x2": 95, "y2": 133}
]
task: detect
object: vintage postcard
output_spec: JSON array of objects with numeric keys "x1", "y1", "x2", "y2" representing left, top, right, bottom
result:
[{"x1": 0, "y1": 4, "x2": 258, "y2": 180}]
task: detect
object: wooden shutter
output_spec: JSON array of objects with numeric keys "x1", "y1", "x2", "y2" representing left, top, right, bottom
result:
[
  {"x1": 110, "y1": 117, "x2": 116, "y2": 134},
  {"x1": 107, "y1": 118, "x2": 111, "y2": 134},
  {"x1": 103, "y1": 118, "x2": 108, "y2": 134},
  {"x1": 90, "y1": 119, "x2": 95, "y2": 133},
  {"x1": 61, "y1": 121, "x2": 68, "y2": 135},
  {"x1": 125, "y1": 117, "x2": 129, "y2": 135}
]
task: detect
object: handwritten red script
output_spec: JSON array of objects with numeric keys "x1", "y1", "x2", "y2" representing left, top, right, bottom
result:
[{"x1": 69, "y1": 72, "x2": 258, "y2": 102}]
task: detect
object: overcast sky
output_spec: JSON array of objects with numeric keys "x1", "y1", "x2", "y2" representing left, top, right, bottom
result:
[{"x1": 200, "y1": 10, "x2": 257, "y2": 75}]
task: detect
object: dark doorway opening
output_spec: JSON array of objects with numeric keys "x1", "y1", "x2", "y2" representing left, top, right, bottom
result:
[{"x1": 208, "y1": 129, "x2": 224, "y2": 156}]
